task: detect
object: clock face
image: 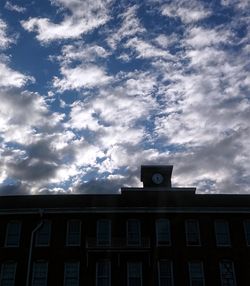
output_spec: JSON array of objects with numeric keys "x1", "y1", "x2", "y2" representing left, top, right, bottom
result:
[{"x1": 152, "y1": 173, "x2": 164, "y2": 184}]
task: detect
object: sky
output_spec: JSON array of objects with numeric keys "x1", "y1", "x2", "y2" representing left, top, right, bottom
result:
[{"x1": 0, "y1": 0, "x2": 249, "y2": 195}]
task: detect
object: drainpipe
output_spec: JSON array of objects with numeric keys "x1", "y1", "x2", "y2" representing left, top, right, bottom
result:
[{"x1": 26, "y1": 209, "x2": 44, "y2": 286}]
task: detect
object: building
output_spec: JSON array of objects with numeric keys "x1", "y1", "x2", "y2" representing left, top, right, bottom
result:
[{"x1": 0, "y1": 165, "x2": 250, "y2": 286}]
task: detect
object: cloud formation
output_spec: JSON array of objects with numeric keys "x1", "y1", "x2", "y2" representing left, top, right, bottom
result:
[
  {"x1": 5, "y1": 1, "x2": 26, "y2": 13},
  {"x1": 21, "y1": 0, "x2": 113, "y2": 43},
  {"x1": 53, "y1": 64, "x2": 112, "y2": 91},
  {"x1": 0, "y1": 0, "x2": 250, "y2": 195},
  {"x1": 0, "y1": 63, "x2": 34, "y2": 88},
  {"x1": 161, "y1": 0, "x2": 211, "y2": 23},
  {"x1": 0, "y1": 19, "x2": 14, "y2": 49}
]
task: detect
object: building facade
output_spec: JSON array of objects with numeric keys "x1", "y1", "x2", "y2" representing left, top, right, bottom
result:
[{"x1": 0, "y1": 165, "x2": 250, "y2": 285}]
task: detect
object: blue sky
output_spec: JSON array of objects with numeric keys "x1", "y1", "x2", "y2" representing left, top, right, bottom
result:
[{"x1": 0, "y1": 0, "x2": 249, "y2": 195}]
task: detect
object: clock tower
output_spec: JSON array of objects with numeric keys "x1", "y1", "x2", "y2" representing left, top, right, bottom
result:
[{"x1": 140, "y1": 165, "x2": 173, "y2": 188}]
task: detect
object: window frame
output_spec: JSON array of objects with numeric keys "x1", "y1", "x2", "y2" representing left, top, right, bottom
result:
[
  {"x1": 35, "y1": 220, "x2": 51, "y2": 247},
  {"x1": 31, "y1": 260, "x2": 48, "y2": 286},
  {"x1": 5, "y1": 221, "x2": 22, "y2": 247},
  {"x1": 157, "y1": 259, "x2": 174, "y2": 286},
  {"x1": 0, "y1": 261, "x2": 17, "y2": 286},
  {"x1": 243, "y1": 220, "x2": 250, "y2": 246},
  {"x1": 64, "y1": 261, "x2": 80, "y2": 286},
  {"x1": 214, "y1": 220, "x2": 231, "y2": 247},
  {"x1": 97, "y1": 219, "x2": 111, "y2": 246},
  {"x1": 219, "y1": 260, "x2": 237, "y2": 286},
  {"x1": 127, "y1": 262, "x2": 142, "y2": 286},
  {"x1": 185, "y1": 219, "x2": 201, "y2": 246},
  {"x1": 96, "y1": 259, "x2": 111, "y2": 286},
  {"x1": 156, "y1": 218, "x2": 171, "y2": 246},
  {"x1": 66, "y1": 220, "x2": 81, "y2": 246},
  {"x1": 127, "y1": 219, "x2": 141, "y2": 246},
  {"x1": 188, "y1": 261, "x2": 205, "y2": 286}
]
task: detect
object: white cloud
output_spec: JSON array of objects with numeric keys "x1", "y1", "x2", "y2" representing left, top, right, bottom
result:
[
  {"x1": 1, "y1": 1, "x2": 250, "y2": 195},
  {"x1": 98, "y1": 146, "x2": 167, "y2": 176},
  {"x1": 66, "y1": 101, "x2": 101, "y2": 131},
  {"x1": 0, "y1": 17, "x2": 28, "y2": 90},
  {"x1": 154, "y1": 59, "x2": 249, "y2": 146},
  {"x1": 0, "y1": 95, "x2": 71, "y2": 193},
  {"x1": 53, "y1": 64, "x2": 112, "y2": 91},
  {"x1": 0, "y1": 19, "x2": 14, "y2": 49},
  {"x1": 73, "y1": 139, "x2": 105, "y2": 167},
  {"x1": 150, "y1": 21, "x2": 250, "y2": 192},
  {"x1": 22, "y1": 17, "x2": 102, "y2": 42},
  {"x1": 58, "y1": 42, "x2": 111, "y2": 64},
  {"x1": 0, "y1": 62, "x2": 34, "y2": 88},
  {"x1": 221, "y1": 0, "x2": 250, "y2": 10},
  {"x1": 154, "y1": 34, "x2": 179, "y2": 49},
  {"x1": 0, "y1": 89, "x2": 64, "y2": 144},
  {"x1": 67, "y1": 96, "x2": 144, "y2": 133},
  {"x1": 161, "y1": 0, "x2": 211, "y2": 23},
  {"x1": 21, "y1": 0, "x2": 113, "y2": 43},
  {"x1": 170, "y1": 127, "x2": 250, "y2": 193},
  {"x1": 125, "y1": 37, "x2": 175, "y2": 60},
  {"x1": 51, "y1": 41, "x2": 112, "y2": 91},
  {"x1": 107, "y1": 5, "x2": 146, "y2": 49},
  {"x1": 5, "y1": 1, "x2": 26, "y2": 13},
  {"x1": 100, "y1": 126, "x2": 145, "y2": 148},
  {"x1": 59, "y1": 72, "x2": 157, "y2": 184},
  {"x1": 50, "y1": 0, "x2": 112, "y2": 17},
  {"x1": 62, "y1": 71, "x2": 158, "y2": 168},
  {"x1": 67, "y1": 99, "x2": 146, "y2": 148},
  {"x1": 185, "y1": 26, "x2": 229, "y2": 49}
]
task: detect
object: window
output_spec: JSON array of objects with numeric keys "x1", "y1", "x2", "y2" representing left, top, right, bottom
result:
[
  {"x1": 5, "y1": 222, "x2": 21, "y2": 247},
  {"x1": 219, "y1": 260, "x2": 236, "y2": 286},
  {"x1": 32, "y1": 261, "x2": 48, "y2": 286},
  {"x1": 127, "y1": 262, "x2": 142, "y2": 286},
  {"x1": 244, "y1": 220, "x2": 250, "y2": 246},
  {"x1": 97, "y1": 220, "x2": 111, "y2": 246},
  {"x1": 189, "y1": 261, "x2": 205, "y2": 286},
  {"x1": 185, "y1": 220, "x2": 201, "y2": 246},
  {"x1": 96, "y1": 260, "x2": 111, "y2": 286},
  {"x1": 127, "y1": 219, "x2": 141, "y2": 246},
  {"x1": 156, "y1": 219, "x2": 171, "y2": 246},
  {"x1": 64, "y1": 262, "x2": 80, "y2": 286},
  {"x1": 0, "y1": 262, "x2": 17, "y2": 286},
  {"x1": 35, "y1": 221, "x2": 51, "y2": 246},
  {"x1": 214, "y1": 220, "x2": 231, "y2": 246},
  {"x1": 158, "y1": 260, "x2": 173, "y2": 286},
  {"x1": 66, "y1": 220, "x2": 81, "y2": 246}
]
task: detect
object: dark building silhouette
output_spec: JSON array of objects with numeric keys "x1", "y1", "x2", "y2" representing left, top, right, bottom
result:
[{"x1": 0, "y1": 165, "x2": 250, "y2": 285}]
